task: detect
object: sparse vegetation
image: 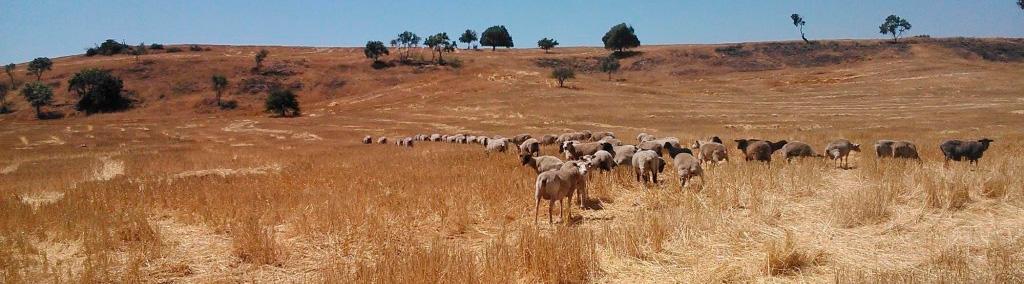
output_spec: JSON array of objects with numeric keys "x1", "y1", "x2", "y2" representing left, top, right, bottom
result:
[
  {"x1": 265, "y1": 88, "x2": 300, "y2": 117},
  {"x1": 480, "y1": 25, "x2": 514, "y2": 51},
  {"x1": 254, "y1": 49, "x2": 270, "y2": 71},
  {"x1": 4, "y1": 63, "x2": 15, "y2": 87},
  {"x1": 551, "y1": 67, "x2": 575, "y2": 87},
  {"x1": 459, "y1": 29, "x2": 478, "y2": 50},
  {"x1": 20, "y1": 81, "x2": 53, "y2": 118},
  {"x1": 68, "y1": 68, "x2": 130, "y2": 114},
  {"x1": 189, "y1": 45, "x2": 204, "y2": 52},
  {"x1": 424, "y1": 32, "x2": 456, "y2": 64},
  {"x1": 791, "y1": 14, "x2": 810, "y2": 43},
  {"x1": 537, "y1": 37, "x2": 558, "y2": 53},
  {"x1": 602, "y1": 23, "x2": 640, "y2": 53},
  {"x1": 0, "y1": 82, "x2": 9, "y2": 113},
  {"x1": 879, "y1": 15, "x2": 912, "y2": 43},
  {"x1": 132, "y1": 43, "x2": 147, "y2": 63},
  {"x1": 85, "y1": 39, "x2": 132, "y2": 56},
  {"x1": 211, "y1": 75, "x2": 229, "y2": 107},
  {"x1": 149, "y1": 43, "x2": 164, "y2": 50},
  {"x1": 599, "y1": 56, "x2": 620, "y2": 80},
  {"x1": 393, "y1": 31, "x2": 422, "y2": 62},
  {"x1": 166, "y1": 46, "x2": 183, "y2": 53},
  {"x1": 27, "y1": 57, "x2": 53, "y2": 81}
]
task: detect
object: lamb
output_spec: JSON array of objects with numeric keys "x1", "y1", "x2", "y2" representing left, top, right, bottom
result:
[
  {"x1": 613, "y1": 145, "x2": 638, "y2": 166},
  {"x1": 691, "y1": 139, "x2": 728, "y2": 164},
  {"x1": 534, "y1": 161, "x2": 590, "y2": 224},
  {"x1": 582, "y1": 150, "x2": 615, "y2": 172},
  {"x1": 377, "y1": 136, "x2": 388, "y2": 144},
  {"x1": 632, "y1": 149, "x2": 666, "y2": 183},
  {"x1": 539, "y1": 134, "x2": 558, "y2": 145},
  {"x1": 519, "y1": 138, "x2": 541, "y2": 157},
  {"x1": 825, "y1": 139, "x2": 861, "y2": 169},
  {"x1": 485, "y1": 138, "x2": 509, "y2": 153},
  {"x1": 522, "y1": 154, "x2": 564, "y2": 174},
  {"x1": 734, "y1": 139, "x2": 787, "y2": 163},
  {"x1": 362, "y1": 135, "x2": 373, "y2": 144},
  {"x1": 940, "y1": 138, "x2": 994, "y2": 166},
  {"x1": 511, "y1": 133, "x2": 533, "y2": 145},
  {"x1": 561, "y1": 141, "x2": 615, "y2": 161},
  {"x1": 665, "y1": 143, "x2": 703, "y2": 189},
  {"x1": 780, "y1": 141, "x2": 821, "y2": 162}
]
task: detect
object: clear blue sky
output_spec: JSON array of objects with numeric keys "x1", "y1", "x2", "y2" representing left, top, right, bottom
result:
[{"x1": 2, "y1": 0, "x2": 1022, "y2": 63}]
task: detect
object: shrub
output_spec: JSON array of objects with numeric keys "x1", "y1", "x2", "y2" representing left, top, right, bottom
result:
[
  {"x1": 68, "y1": 68, "x2": 131, "y2": 114},
  {"x1": 21, "y1": 81, "x2": 53, "y2": 118},
  {"x1": 27, "y1": 57, "x2": 53, "y2": 81},
  {"x1": 537, "y1": 38, "x2": 559, "y2": 53},
  {"x1": 551, "y1": 67, "x2": 575, "y2": 88},
  {"x1": 149, "y1": 43, "x2": 164, "y2": 50},
  {"x1": 363, "y1": 41, "x2": 389, "y2": 63},
  {"x1": 265, "y1": 89, "x2": 300, "y2": 117},
  {"x1": 166, "y1": 47, "x2": 183, "y2": 53},
  {"x1": 189, "y1": 45, "x2": 204, "y2": 52},
  {"x1": 85, "y1": 39, "x2": 132, "y2": 56}
]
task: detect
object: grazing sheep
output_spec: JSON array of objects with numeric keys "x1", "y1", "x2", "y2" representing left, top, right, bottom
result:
[
  {"x1": 875, "y1": 140, "x2": 896, "y2": 158},
  {"x1": 599, "y1": 136, "x2": 625, "y2": 146},
  {"x1": 583, "y1": 150, "x2": 615, "y2": 172},
  {"x1": 485, "y1": 138, "x2": 509, "y2": 153},
  {"x1": 466, "y1": 135, "x2": 477, "y2": 143},
  {"x1": 612, "y1": 145, "x2": 638, "y2": 166},
  {"x1": 780, "y1": 141, "x2": 821, "y2": 162},
  {"x1": 556, "y1": 132, "x2": 587, "y2": 144},
  {"x1": 511, "y1": 133, "x2": 533, "y2": 145},
  {"x1": 430, "y1": 134, "x2": 442, "y2": 142},
  {"x1": 519, "y1": 138, "x2": 541, "y2": 157},
  {"x1": 636, "y1": 133, "x2": 656, "y2": 143},
  {"x1": 940, "y1": 138, "x2": 994, "y2": 166},
  {"x1": 691, "y1": 140, "x2": 728, "y2": 164},
  {"x1": 402, "y1": 137, "x2": 415, "y2": 148},
  {"x1": 477, "y1": 136, "x2": 489, "y2": 145},
  {"x1": 632, "y1": 149, "x2": 666, "y2": 183},
  {"x1": 539, "y1": 134, "x2": 558, "y2": 145},
  {"x1": 825, "y1": 139, "x2": 861, "y2": 169},
  {"x1": 665, "y1": 144, "x2": 703, "y2": 189},
  {"x1": 522, "y1": 154, "x2": 564, "y2": 174},
  {"x1": 377, "y1": 136, "x2": 388, "y2": 144},
  {"x1": 637, "y1": 140, "x2": 664, "y2": 156},
  {"x1": 892, "y1": 141, "x2": 920, "y2": 159},
  {"x1": 562, "y1": 141, "x2": 615, "y2": 161},
  {"x1": 362, "y1": 135, "x2": 373, "y2": 144},
  {"x1": 734, "y1": 139, "x2": 787, "y2": 163},
  {"x1": 591, "y1": 132, "x2": 615, "y2": 141},
  {"x1": 534, "y1": 161, "x2": 590, "y2": 224}
]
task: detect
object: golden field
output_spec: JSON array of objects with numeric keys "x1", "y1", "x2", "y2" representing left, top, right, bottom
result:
[{"x1": 1, "y1": 38, "x2": 1023, "y2": 282}]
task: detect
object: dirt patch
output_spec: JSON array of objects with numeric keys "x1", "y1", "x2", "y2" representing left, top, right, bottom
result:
[
  {"x1": 92, "y1": 156, "x2": 125, "y2": 181},
  {"x1": 19, "y1": 191, "x2": 65, "y2": 208}
]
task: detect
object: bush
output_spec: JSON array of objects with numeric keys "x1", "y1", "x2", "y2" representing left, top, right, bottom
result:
[
  {"x1": 68, "y1": 68, "x2": 131, "y2": 114},
  {"x1": 149, "y1": 43, "x2": 165, "y2": 50},
  {"x1": 551, "y1": 67, "x2": 575, "y2": 88},
  {"x1": 189, "y1": 45, "x2": 204, "y2": 52},
  {"x1": 85, "y1": 39, "x2": 132, "y2": 56},
  {"x1": 166, "y1": 47, "x2": 183, "y2": 53},
  {"x1": 265, "y1": 89, "x2": 300, "y2": 117}
]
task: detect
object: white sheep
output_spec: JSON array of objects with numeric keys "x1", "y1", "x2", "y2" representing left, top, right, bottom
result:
[{"x1": 535, "y1": 161, "x2": 590, "y2": 224}]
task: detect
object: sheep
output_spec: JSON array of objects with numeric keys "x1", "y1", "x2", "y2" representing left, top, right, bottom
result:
[
  {"x1": 665, "y1": 143, "x2": 703, "y2": 189},
  {"x1": 539, "y1": 134, "x2": 558, "y2": 145},
  {"x1": 892, "y1": 141, "x2": 920, "y2": 159},
  {"x1": 430, "y1": 134, "x2": 442, "y2": 142},
  {"x1": 402, "y1": 137, "x2": 415, "y2": 148},
  {"x1": 632, "y1": 149, "x2": 666, "y2": 183},
  {"x1": 485, "y1": 138, "x2": 509, "y2": 153},
  {"x1": 511, "y1": 133, "x2": 533, "y2": 145},
  {"x1": 734, "y1": 139, "x2": 787, "y2": 163},
  {"x1": 477, "y1": 136, "x2": 489, "y2": 145},
  {"x1": 561, "y1": 141, "x2": 615, "y2": 161},
  {"x1": 519, "y1": 138, "x2": 541, "y2": 157},
  {"x1": 613, "y1": 145, "x2": 638, "y2": 166},
  {"x1": 583, "y1": 150, "x2": 615, "y2": 172},
  {"x1": 362, "y1": 135, "x2": 373, "y2": 144},
  {"x1": 875, "y1": 140, "x2": 896, "y2": 158},
  {"x1": 940, "y1": 138, "x2": 994, "y2": 166},
  {"x1": 691, "y1": 139, "x2": 728, "y2": 164},
  {"x1": 534, "y1": 161, "x2": 590, "y2": 224},
  {"x1": 780, "y1": 141, "x2": 821, "y2": 162},
  {"x1": 591, "y1": 132, "x2": 615, "y2": 141},
  {"x1": 636, "y1": 133, "x2": 656, "y2": 143},
  {"x1": 522, "y1": 154, "x2": 564, "y2": 174},
  {"x1": 599, "y1": 136, "x2": 625, "y2": 146},
  {"x1": 377, "y1": 136, "x2": 388, "y2": 144},
  {"x1": 637, "y1": 140, "x2": 664, "y2": 156},
  {"x1": 466, "y1": 135, "x2": 477, "y2": 144},
  {"x1": 825, "y1": 139, "x2": 861, "y2": 169},
  {"x1": 556, "y1": 132, "x2": 588, "y2": 144}
]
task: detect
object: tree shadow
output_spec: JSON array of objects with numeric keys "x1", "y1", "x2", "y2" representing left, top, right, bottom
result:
[
  {"x1": 371, "y1": 61, "x2": 393, "y2": 70},
  {"x1": 37, "y1": 111, "x2": 64, "y2": 120},
  {"x1": 611, "y1": 50, "x2": 643, "y2": 59}
]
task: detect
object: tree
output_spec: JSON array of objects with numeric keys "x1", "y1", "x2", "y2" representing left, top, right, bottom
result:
[
  {"x1": 211, "y1": 75, "x2": 228, "y2": 106},
  {"x1": 424, "y1": 33, "x2": 456, "y2": 63},
  {"x1": 599, "y1": 56, "x2": 621, "y2": 80},
  {"x1": 364, "y1": 41, "x2": 389, "y2": 62},
  {"x1": 27, "y1": 57, "x2": 53, "y2": 81},
  {"x1": 394, "y1": 31, "x2": 422, "y2": 62},
  {"x1": 602, "y1": 23, "x2": 640, "y2": 53},
  {"x1": 879, "y1": 15, "x2": 912, "y2": 43},
  {"x1": 21, "y1": 82, "x2": 52, "y2": 118},
  {"x1": 537, "y1": 38, "x2": 559, "y2": 53},
  {"x1": 265, "y1": 89, "x2": 300, "y2": 117},
  {"x1": 4, "y1": 63, "x2": 15, "y2": 87},
  {"x1": 791, "y1": 14, "x2": 809, "y2": 44},
  {"x1": 551, "y1": 67, "x2": 575, "y2": 88},
  {"x1": 480, "y1": 25, "x2": 514, "y2": 51},
  {"x1": 68, "y1": 68, "x2": 129, "y2": 114},
  {"x1": 459, "y1": 29, "x2": 478, "y2": 50},
  {"x1": 254, "y1": 49, "x2": 269, "y2": 71}
]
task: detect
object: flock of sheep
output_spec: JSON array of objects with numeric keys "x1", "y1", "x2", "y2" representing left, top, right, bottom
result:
[{"x1": 362, "y1": 132, "x2": 995, "y2": 224}]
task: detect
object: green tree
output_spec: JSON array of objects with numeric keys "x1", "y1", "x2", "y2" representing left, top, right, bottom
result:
[
  {"x1": 394, "y1": 31, "x2": 422, "y2": 62},
  {"x1": 599, "y1": 56, "x2": 621, "y2": 80},
  {"x1": 265, "y1": 89, "x2": 300, "y2": 117},
  {"x1": 791, "y1": 14, "x2": 809, "y2": 43},
  {"x1": 27, "y1": 57, "x2": 53, "y2": 81},
  {"x1": 459, "y1": 29, "x2": 478, "y2": 49},
  {"x1": 364, "y1": 41, "x2": 389, "y2": 62},
  {"x1": 551, "y1": 67, "x2": 575, "y2": 88},
  {"x1": 537, "y1": 38, "x2": 559, "y2": 53},
  {"x1": 68, "y1": 68, "x2": 129, "y2": 114},
  {"x1": 254, "y1": 49, "x2": 270, "y2": 71},
  {"x1": 21, "y1": 82, "x2": 53, "y2": 118},
  {"x1": 4, "y1": 63, "x2": 15, "y2": 87},
  {"x1": 424, "y1": 33, "x2": 456, "y2": 63},
  {"x1": 602, "y1": 23, "x2": 640, "y2": 53},
  {"x1": 879, "y1": 15, "x2": 912, "y2": 43},
  {"x1": 480, "y1": 25, "x2": 514, "y2": 51},
  {"x1": 211, "y1": 75, "x2": 228, "y2": 106}
]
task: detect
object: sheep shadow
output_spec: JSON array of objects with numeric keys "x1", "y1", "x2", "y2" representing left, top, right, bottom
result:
[{"x1": 581, "y1": 198, "x2": 604, "y2": 210}]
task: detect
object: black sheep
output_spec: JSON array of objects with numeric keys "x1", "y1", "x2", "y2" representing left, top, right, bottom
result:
[{"x1": 940, "y1": 138, "x2": 994, "y2": 166}]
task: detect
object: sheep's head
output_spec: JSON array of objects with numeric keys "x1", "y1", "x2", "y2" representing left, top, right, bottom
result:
[
  {"x1": 734, "y1": 139, "x2": 750, "y2": 151},
  {"x1": 770, "y1": 140, "x2": 788, "y2": 152},
  {"x1": 574, "y1": 161, "x2": 590, "y2": 176},
  {"x1": 711, "y1": 136, "x2": 723, "y2": 144},
  {"x1": 692, "y1": 140, "x2": 702, "y2": 149},
  {"x1": 520, "y1": 154, "x2": 532, "y2": 165},
  {"x1": 560, "y1": 141, "x2": 574, "y2": 153},
  {"x1": 979, "y1": 138, "x2": 994, "y2": 144},
  {"x1": 851, "y1": 143, "x2": 862, "y2": 152},
  {"x1": 600, "y1": 142, "x2": 615, "y2": 154}
]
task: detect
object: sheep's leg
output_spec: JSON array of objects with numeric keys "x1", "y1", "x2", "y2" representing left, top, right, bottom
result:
[
  {"x1": 652, "y1": 171, "x2": 658, "y2": 184},
  {"x1": 534, "y1": 198, "x2": 541, "y2": 225},
  {"x1": 548, "y1": 200, "x2": 555, "y2": 224},
  {"x1": 679, "y1": 177, "x2": 686, "y2": 190}
]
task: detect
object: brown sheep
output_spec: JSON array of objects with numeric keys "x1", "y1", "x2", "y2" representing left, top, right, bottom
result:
[
  {"x1": 734, "y1": 139, "x2": 788, "y2": 163},
  {"x1": 636, "y1": 133, "x2": 656, "y2": 143},
  {"x1": 561, "y1": 141, "x2": 615, "y2": 161},
  {"x1": 875, "y1": 140, "x2": 896, "y2": 158},
  {"x1": 780, "y1": 141, "x2": 821, "y2": 162},
  {"x1": 521, "y1": 154, "x2": 564, "y2": 174},
  {"x1": 591, "y1": 132, "x2": 615, "y2": 141},
  {"x1": 691, "y1": 139, "x2": 728, "y2": 164},
  {"x1": 519, "y1": 138, "x2": 541, "y2": 157},
  {"x1": 539, "y1": 134, "x2": 558, "y2": 145},
  {"x1": 637, "y1": 140, "x2": 664, "y2": 156},
  {"x1": 534, "y1": 161, "x2": 589, "y2": 224},
  {"x1": 892, "y1": 141, "x2": 920, "y2": 159},
  {"x1": 582, "y1": 150, "x2": 615, "y2": 172},
  {"x1": 613, "y1": 145, "x2": 638, "y2": 166},
  {"x1": 511, "y1": 133, "x2": 533, "y2": 145},
  {"x1": 825, "y1": 139, "x2": 861, "y2": 169},
  {"x1": 632, "y1": 149, "x2": 665, "y2": 183}
]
